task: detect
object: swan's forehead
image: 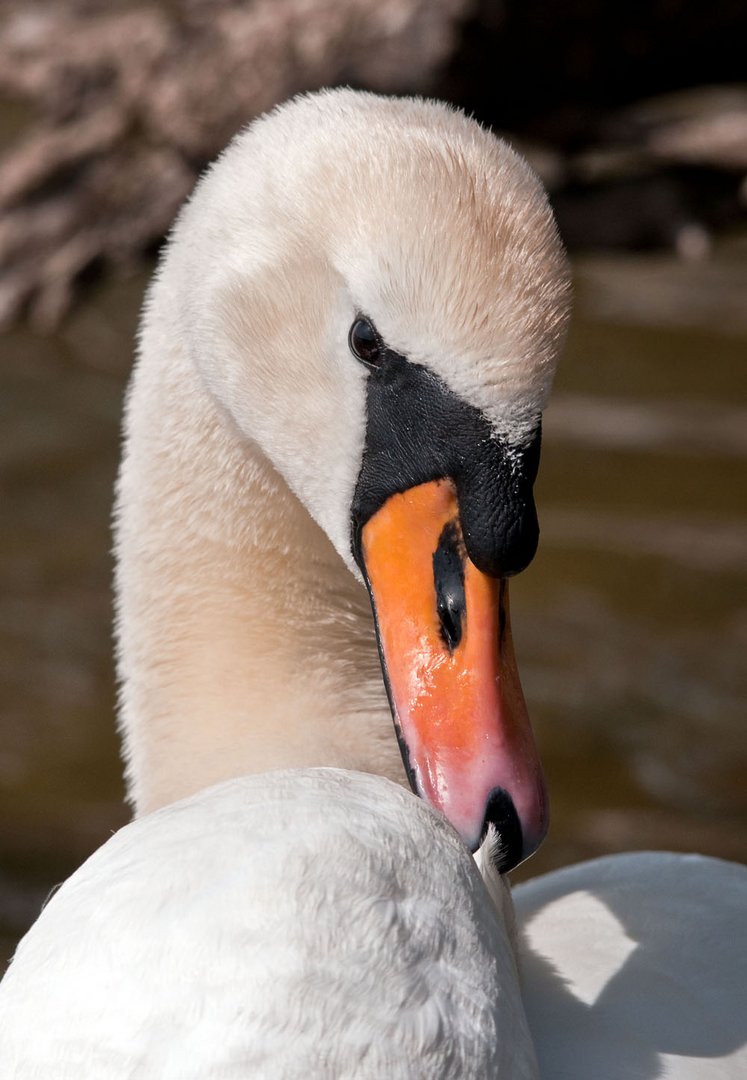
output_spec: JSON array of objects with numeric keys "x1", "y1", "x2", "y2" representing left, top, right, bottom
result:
[{"x1": 325, "y1": 138, "x2": 570, "y2": 441}]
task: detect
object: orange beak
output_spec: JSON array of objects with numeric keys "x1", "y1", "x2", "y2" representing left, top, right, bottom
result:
[{"x1": 361, "y1": 478, "x2": 548, "y2": 868}]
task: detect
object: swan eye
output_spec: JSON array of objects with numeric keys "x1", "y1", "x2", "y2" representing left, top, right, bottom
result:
[{"x1": 349, "y1": 317, "x2": 384, "y2": 367}]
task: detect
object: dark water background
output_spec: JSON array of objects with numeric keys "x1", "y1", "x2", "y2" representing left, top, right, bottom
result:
[{"x1": 1, "y1": 239, "x2": 746, "y2": 965}]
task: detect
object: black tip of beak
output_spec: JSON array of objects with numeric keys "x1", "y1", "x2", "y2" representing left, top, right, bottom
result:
[{"x1": 480, "y1": 788, "x2": 525, "y2": 874}]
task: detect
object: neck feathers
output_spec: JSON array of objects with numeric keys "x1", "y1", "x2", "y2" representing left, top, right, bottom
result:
[{"x1": 115, "y1": 302, "x2": 396, "y2": 814}]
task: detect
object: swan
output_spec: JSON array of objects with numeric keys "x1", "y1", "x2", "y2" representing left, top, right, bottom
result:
[
  {"x1": 512, "y1": 851, "x2": 747, "y2": 1079},
  {"x1": 1, "y1": 773, "x2": 745, "y2": 1078},
  {"x1": 113, "y1": 87, "x2": 571, "y2": 873},
  {"x1": 1, "y1": 89, "x2": 746, "y2": 1078},
  {"x1": 0, "y1": 771, "x2": 540, "y2": 1079},
  {"x1": 107, "y1": 87, "x2": 747, "y2": 1077}
]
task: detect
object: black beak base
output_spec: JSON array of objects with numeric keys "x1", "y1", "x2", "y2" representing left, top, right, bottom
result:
[{"x1": 351, "y1": 349, "x2": 542, "y2": 579}]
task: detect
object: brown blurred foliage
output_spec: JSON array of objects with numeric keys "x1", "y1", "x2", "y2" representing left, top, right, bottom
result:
[
  {"x1": 0, "y1": 0, "x2": 744, "y2": 329},
  {"x1": 0, "y1": 0, "x2": 469, "y2": 327}
]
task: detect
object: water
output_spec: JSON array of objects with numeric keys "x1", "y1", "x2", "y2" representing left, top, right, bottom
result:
[
  {"x1": 1, "y1": 242, "x2": 746, "y2": 961},
  {"x1": 513, "y1": 238, "x2": 747, "y2": 881}
]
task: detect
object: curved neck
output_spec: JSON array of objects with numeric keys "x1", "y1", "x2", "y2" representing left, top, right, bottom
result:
[{"x1": 115, "y1": 316, "x2": 398, "y2": 814}]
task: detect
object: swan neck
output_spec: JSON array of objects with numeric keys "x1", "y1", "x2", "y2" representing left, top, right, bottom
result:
[{"x1": 115, "y1": 329, "x2": 396, "y2": 814}]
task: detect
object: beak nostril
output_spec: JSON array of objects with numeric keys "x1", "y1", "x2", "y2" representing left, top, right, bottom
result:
[
  {"x1": 433, "y1": 521, "x2": 466, "y2": 651},
  {"x1": 437, "y1": 593, "x2": 463, "y2": 651}
]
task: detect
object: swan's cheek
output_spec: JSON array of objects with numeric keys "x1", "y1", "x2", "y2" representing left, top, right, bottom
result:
[
  {"x1": 361, "y1": 478, "x2": 548, "y2": 873},
  {"x1": 196, "y1": 271, "x2": 368, "y2": 569}
]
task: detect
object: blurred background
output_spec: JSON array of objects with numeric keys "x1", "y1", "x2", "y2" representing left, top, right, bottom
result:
[{"x1": 1, "y1": 0, "x2": 745, "y2": 964}]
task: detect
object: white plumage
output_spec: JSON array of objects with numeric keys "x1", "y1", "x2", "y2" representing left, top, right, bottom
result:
[
  {"x1": 513, "y1": 852, "x2": 747, "y2": 1079},
  {"x1": 0, "y1": 771, "x2": 538, "y2": 1080},
  {"x1": 1, "y1": 773, "x2": 745, "y2": 1078}
]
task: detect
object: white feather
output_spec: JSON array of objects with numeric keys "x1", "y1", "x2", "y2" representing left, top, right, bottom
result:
[
  {"x1": 0, "y1": 771, "x2": 538, "y2": 1080},
  {"x1": 514, "y1": 852, "x2": 747, "y2": 1079},
  {"x1": 2, "y1": 777, "x2": 745, "y2": 1078}
]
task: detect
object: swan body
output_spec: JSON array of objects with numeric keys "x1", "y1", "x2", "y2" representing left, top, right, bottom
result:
[
  {"x1": 513, "y1": 853, "x2": 747, "y2": 1079},
  {"x1": 0, "y1": 771, "x2": 538, "y2": 1080},
  {"x1": 1, "y1": 774, "x2": 745, "y2": 1078}
]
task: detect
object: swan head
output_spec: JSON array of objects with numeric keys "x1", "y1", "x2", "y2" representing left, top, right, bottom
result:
[{"x1": 162, "y1": 90, "x2": 570, "y2": 871}]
